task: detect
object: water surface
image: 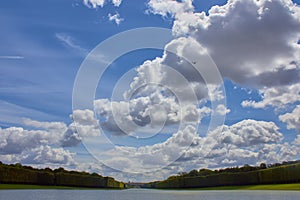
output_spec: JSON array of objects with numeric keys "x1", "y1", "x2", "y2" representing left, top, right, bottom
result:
[{"x1": 0, "y1": 189, "x2": 299, "y2": 200}]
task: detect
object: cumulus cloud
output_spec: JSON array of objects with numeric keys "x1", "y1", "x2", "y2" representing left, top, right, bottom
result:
[
  {"x1": 209, "y1": 120, "x2": 283, "y2": 147},
  {"x1": 79, "y1": 1, "x2": 300, "y2": 177},
  {"x1": 20, "y1": 145, "x2": 75, "y2": 165},
  {"x1": 82, "y1": 0, "x2": 124, "y2": 24},
  {"x1": 0, "y1": 117, "x2": 86, "y2": 165},
  {"x1": 2, "y1": 0, "x2": 299, "y2": 181},
  {"x1": 1, "y1": 115, "x2": 298, "y2": 181},
  {"x1": 112, "y1": 0, "x2": 122, "y2": 7},
  {"x1": 148, "y1": 0, "x2": 300, "y2": 91},
  {"x1": 242, "y1": 83, "x2": 300, "y2": 109},
  {"x1": 293, "y1": 135, "x2": 300, "y2": 145},
  {"x1": 279, "y1": 105, "x2": 300, "y2": 130},
  {"x1": 84, "y1": 118, "x2": 298, "y2": 176},
  {"x1": 175, "y1": 0, "x2": 300, "y2": 88},
  {"x1": 147, "y1": 0, "x2": 194, "y2": 17},
  {"x1": 94, "y1": 93, "x2": 210, "y2": 136},
  {"x1": 178, "y1": 119, "x2": 294, "y2": 169},
  {"x1": 215, "y1": 104, "x2": 231, "y2": 115},
  {"x1": 108, "y1": 12, "x2": 124, "y2": 25},
  {"x1": 83, "y1": 0, "x2": 122, "y2": 8},
  {"x1": 23, "y1": 118, "x2": 67, "y2": 132},
  {"x1": 142, "y1": 0, "x2": 300, "y2": 114},
  {"x1": 0, "y1": 126, "x2": 60, "y2": 155}
]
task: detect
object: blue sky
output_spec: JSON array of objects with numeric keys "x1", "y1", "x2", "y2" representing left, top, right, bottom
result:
[{"x1": 1, "y1": 0, "x2": 300, "y2": 182}]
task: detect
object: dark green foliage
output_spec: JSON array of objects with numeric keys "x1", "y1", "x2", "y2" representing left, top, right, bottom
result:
[
  {"x1": 0, "y1": 162, "x2": 125, "y2": 189},
  {"x1": 146, "y1": 161, "x2": 300, "y2": 189}
]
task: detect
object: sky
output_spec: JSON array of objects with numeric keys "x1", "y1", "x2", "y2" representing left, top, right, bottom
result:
[{"x1": 0, "y1": 0, "x2": 300, "y2": 182}]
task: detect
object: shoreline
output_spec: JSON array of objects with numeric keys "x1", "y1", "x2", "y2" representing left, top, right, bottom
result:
[
  {"x1": 1, "y1": 183, "x2": 300, "y2": 191},
  {"x1": 152, "y1": 183, "x2": 300, "y2": 191},
  {"x1": 0, "y1": 184, "x2": 125, "y2": 190}
]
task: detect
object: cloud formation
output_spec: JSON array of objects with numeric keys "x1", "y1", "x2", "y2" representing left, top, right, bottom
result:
[
  {"x1": 108, "y1": 12, "x2": 124, "y2": 25},
  {"x1": 55, "y1": 33, "x2": 88, "y2": 55},
  {"x1": 0, "y1": 56, "x2": 24, "y2": 59},
  {"x1": 279, "y1": 105, "x2": 300, "y2": 130},
  {"x1": 2, "y1": 0, "x2": 300, "y2": 182},
  {"x1": 147, "y1": 0, "x2": 194, "y2": 17},
  {"x1": 148, "y1": 0, "x2": 300, "y2": 88},
  {"x1": 83, "y1": 0, "x2": 123, "y2": 8},
  {"x1": 242, "y1": 83, "x2": 300, "y2": 109}
]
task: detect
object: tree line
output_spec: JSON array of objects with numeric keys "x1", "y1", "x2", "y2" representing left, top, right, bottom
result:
[
  {"x1": 0, "y1": 162, "x2": 126, "y2": 189},
  {"x1": 144, "y1": 160, "x2": 300, "y2": 189}
]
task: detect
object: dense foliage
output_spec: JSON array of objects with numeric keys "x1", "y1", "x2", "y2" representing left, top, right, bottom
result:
[
  {"x1": 0, "y1": 162, "x2": 125, "y2": 188},
  {"x1": 144, "y1": 161, "x2": 300, "y2": 189}
]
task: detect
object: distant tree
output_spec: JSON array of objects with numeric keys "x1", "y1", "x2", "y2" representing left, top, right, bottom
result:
[
  {"x1": 54, "y1": 167, "x2": 65, "y2": 172},
  {"x1": 188, "y1": 169, "x2": 199, "y2": 177},
  {"x1": 15, "y1": 163, "x2": 22, "y2": 168},
  {"x1": 260, "y1": 163, "x2": 267, "y2": 169},
  {"x1": 44, "y1": 167, "x2": 52, "y2": 172},
  {"x1": 198, "y1": 169, "x2": 214, "y2": 176},
  {"x1": 178, "y1": 172, "x2": 187, "y2": 176}
]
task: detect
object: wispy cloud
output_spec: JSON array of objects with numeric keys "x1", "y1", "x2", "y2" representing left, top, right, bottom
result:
[
  {"x1": 0, "y1": 56, "x2": 24, "y2": 59},
  {"x1": 55, "y1": 33, "x2": 88, "y2": 55}
]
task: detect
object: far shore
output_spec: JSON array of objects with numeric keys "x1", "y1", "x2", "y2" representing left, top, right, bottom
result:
[
  {"x1": 0, "y1": 184, "x2": 124, "y2": 190},
  {"x1": 157, "y1": 183, "x2": 300, "y2": 191}
]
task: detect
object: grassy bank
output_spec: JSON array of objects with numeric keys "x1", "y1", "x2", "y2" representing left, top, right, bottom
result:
[
  {"x1": 0, "y1": 162, "x2": 126, "y2": 189},
  {"x1": 0, "y1": 184, "x2": 82, "y2": 190},
  {"x1": 191, "y1": 183, "x2": 300, "y2": 191},
  {"x1": 147, "y1": 162, "x2": 300, "y2": 189},
  {"x1": 0, "y1": 184, "x2": 124, "y2": 190}
]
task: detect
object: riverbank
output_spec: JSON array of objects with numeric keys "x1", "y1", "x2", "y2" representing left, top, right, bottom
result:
[
  {"x1": 191, "y1": 183, "x2": 300, "y2": 191},
  {"x1": 145, "y1": 162, "x2": 300, "y2": 189},
  {"x1": 0, "y1": 184, "x2": 126, "y2": 190},
  {"x1": 0, "y1": 162, "x2": 126, "y2": 189},
  {"x1": 0, "y1": 184, "x2": 84, "y2": 190}
]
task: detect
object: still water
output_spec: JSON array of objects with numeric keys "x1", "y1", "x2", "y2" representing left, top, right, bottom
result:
[{"x1": 0, "y1": 189, "x2": 299, "y2": 200}]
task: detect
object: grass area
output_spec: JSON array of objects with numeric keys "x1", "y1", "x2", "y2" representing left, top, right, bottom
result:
[
  {"x1": 0, "y1": 184, "x2": 106, "y2": 190},
  {"x1": 192, "y1": 183, "x2": 300, "y2": 191}
]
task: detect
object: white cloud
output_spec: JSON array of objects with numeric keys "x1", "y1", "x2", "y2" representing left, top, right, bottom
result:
[
  {"x1": 0, "y1": 116, "x2": 85, "y2": 157},
  {"x1": 1, "y1": 116, "x2": 298, "y2": 181},
  {"x1": 83, "y1": 118, "x2": 298, "y2": 178},
  {"x1": 108, "y1": 12, "x2": 124, "y2": 25},
  {"x1": 215, "y1": 104, "x2": 231, "y2": 115},
  {"x1": 179, "y1": 119, "x2": 295, "y2": 169},
  {"x1": 171, "y1": 0, "x2": 300, "y2": 89},
  {"x1": 147, "y1": 0, "x2": 194, "y2": 17},
  {"x1": 0, "y1": 56, "x2": 24, "y2": 59},
  {"x1": 293, "y1": 135, "x2": 300, "y2": 145},
  {"x1": 112, "y1": 0, "x2": 122, "y2": 7},
  {"x1": 242, "y1": 83, "x2": 300, "y2": 109},
  {"x1": 0, "y1": 126, "x2": 61, "y2": 155},
  {"x1": 209, "y1": 120, "x2": 283, "y2": 147},
  {"x1": 279, "y1": 105, "x2": 300, "y2": 130},
  {"x1": 2, "y1": 0, "x2": 300, "y2": 182},
  {"x1": 20, "y1": 145, "x2": 76, "y2": 165},
  {"x1": 94, "y1": 92, "x2": 210, "y2": 136},
  {"x1": 83, "y1": 0, "x2": 122, "y2": 8},
  {"x1": 83, "y1": 0, "x2": 105, "y2": 8},
  {"x1": 23, "y1": 118, "x2": 67, "y2": 132},
  {"x1": 55, "y1": 33, "x2": 87, "y2": 55}
]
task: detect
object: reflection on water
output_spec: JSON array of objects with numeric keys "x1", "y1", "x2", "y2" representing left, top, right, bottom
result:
[{"x1": 0, "y1": 189, "x2": 299, "y2": 200}]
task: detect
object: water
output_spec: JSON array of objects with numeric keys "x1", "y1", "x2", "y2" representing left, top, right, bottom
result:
[{"x1": 0, "y1": 189, "x2": 299, "y2": 200}]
